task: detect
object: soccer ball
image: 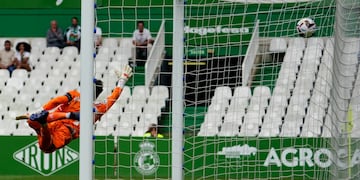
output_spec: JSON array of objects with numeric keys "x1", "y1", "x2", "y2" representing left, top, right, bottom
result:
[{"x1": 296, "y1": 18, "x2": 316, "y2": 38}]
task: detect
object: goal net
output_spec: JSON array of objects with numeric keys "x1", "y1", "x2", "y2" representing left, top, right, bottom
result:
[{"x1": 92, "y1": 0, "x2": 359, "y2": 179}]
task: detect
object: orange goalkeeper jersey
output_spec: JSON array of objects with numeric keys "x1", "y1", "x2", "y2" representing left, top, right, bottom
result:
[
  {"x1": 42, "y1": 89, "x2": 81, "y2": 113},
  {"x1": 42, "y1": 87, "x2": 122, "y2": 119}
]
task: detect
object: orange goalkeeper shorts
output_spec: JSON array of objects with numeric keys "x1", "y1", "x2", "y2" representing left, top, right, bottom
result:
[{"x1": 29, "y1": 119, "x2": 80, "y2": 153}]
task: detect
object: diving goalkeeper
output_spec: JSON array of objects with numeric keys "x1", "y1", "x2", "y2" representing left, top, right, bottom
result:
[{"x1": 23, "y1": 65, "x2": 133, "y2": 153}]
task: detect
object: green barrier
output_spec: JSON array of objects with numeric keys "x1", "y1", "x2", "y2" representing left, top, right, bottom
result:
[
  {"x1": 0, "y1": 136, "x2": 79, "y2": 177},
  {"x1": 2, "y1": 136, "x2": 350, "y2": 179}
]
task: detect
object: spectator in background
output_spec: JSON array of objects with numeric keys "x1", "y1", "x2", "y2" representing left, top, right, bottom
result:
[
  {"x1": 0, "y1": 40, "x2": 16, "y2": 74},
  {"x1": 94, "y1": 24, "x2": 102, "y2": 48},
  {"x1": 144, "y1": 123, "x2": 164, "y2": 138},
  {"x1": 132, "y1": 21, "x2": 153, "y2": 66},
  {"x1": 46, "y1": 20, "x2": 65, "y2": 48},
  {"x1": 14, "y1": 42, "x2": 31, "y2": 72},
  {"x1": 65, "y1": 17, "x2": 81, "y2": 49}
]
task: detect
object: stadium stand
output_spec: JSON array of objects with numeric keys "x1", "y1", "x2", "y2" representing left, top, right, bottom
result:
[{"x1": 197, "y1": 37, "x2": 335, "y2": 137}]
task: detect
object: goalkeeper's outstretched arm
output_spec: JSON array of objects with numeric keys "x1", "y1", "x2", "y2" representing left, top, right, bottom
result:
[{"x1": 93, "y1": 65, "x2": 133, "y2": 122}]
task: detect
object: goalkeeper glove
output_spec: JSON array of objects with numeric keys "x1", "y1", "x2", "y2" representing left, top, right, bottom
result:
[{"x1": 116, "y1": 65, "x2": 133, "y2": 88}]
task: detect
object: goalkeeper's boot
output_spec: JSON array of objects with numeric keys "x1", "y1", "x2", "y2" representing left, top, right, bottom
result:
[{"x1": 30, "y1": 110, "x2": 49, "y2": 124}]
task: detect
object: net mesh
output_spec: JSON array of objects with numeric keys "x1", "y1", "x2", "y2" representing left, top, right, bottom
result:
[{"x1": 91, "y1": 0, "x2": 360, "y2": 179}]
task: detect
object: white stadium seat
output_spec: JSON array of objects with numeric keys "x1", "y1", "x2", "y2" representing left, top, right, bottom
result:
[
  {"x1": 288, "y1": 37, "x2": 305, "y2": 50},
  {"x1": 233, "y1": 86, "x2": 251, "y2": 99},
  {"x1": 94, "y1": 125, "x2": 115, "y2": 136},
  {"x1": 272, "y1": 86, "x2": 291, "y2": 98},
  {"x1": 151, "y1": 86, "x2": 169, "y2": 100},
  {"x1": 229, "y1": 86, "x2": 251, "y2": 111},
  {"x1": 143, "y1": 102, "x2": 162, "y2": 117},
  {"x1": 113, "y1": 54, "x2": 129, "y2": 64},
  {"x1": 212, "y1": 86, "x2": 232, "y2": 103},
  {"x1": 269, "y1": 95, "x2": 288, "y2": 108},
  {"x1": 13, "y1": 121, "x2": 34, "y2": 136},
  {"x1": 263, "y1": 112, "x2": 282, "y2": 127},
  {"x1": 62, "y1": 46, "x2": 79, "y2": 58},
  {"x1": 301, "y1": 119, "x2": 322, "y2": 137},
  {"x1": 108, "y1": 61, "x2": 128, "y2": 72},
  {"x1": 198, "y1": 123, "x2": 219, "y2": 136},
  {"x1": 223, "y1": 111, "x2": 244, "y2": 126},
  {"x1": 252, "y1": 86, "x2": 271, "y2": 104},
  {"x1": 124, "y1": 101, "x2": 144, "y2": 114},
  {"x1": 0, "y1": 69, "x2": 10, "y2": 79},
  {"x1": 99, "y1": 46, "x2": 116, "y2": 56},
  {"x1": 38, "y1": 55, "x2": 57, "y2": 67},
  {"x1": 269, "y1": 38, "x2": 287, "y2": 53},
  {"x1": 283, "y1": 113, "x2": 304, "y2": 127},
  {"x1": 218, "y1": 122, "x2": 239, "y2": 137},
  {"x1": 31, "y1": 38, "x2": 46, "y2": 51},
  {"x1": 6, "y1": 78, "x2": 25, "y2": 90},
  {"x1": 116, "y1": 38, "x2": 135, "y2": 59},
  {"x1": 208, "y1": 103, "x2": 228, "y2": 117},
  {"x1": 102, "y1": 38, "x2": 119, "y2": 48},
  {"x1": 280, "y1": 122, "x2": 300, "y2": 137},
  {"x1": 259, "y1": 123, "x2": 280, "y2": 137},
  {"x1": 120, "y1": 113, "x2": 139, "y2": 126},
  {"x1": 307, "y1": 37, "x2": 324, "y2": 49},
  {"x1": 284, "y1": 48, "x2": 303, "y2": 62},
  {"x1": 138, "y1": 113, "x2": 158, "y2": 127},
  {"x1": 132, "y1": 86, "x2": 150, "y2": 100},
  {"x1": 44, "y1": 47, "x2": 61, "y2": 57},
  {"x1": 203, "y1": 112, "x2": 223, "y2": 127},
  {"x1": 95, "y1": 61, "x2": 108, "y2": 74},
  {"x1": 276, "y1": 76, "x2": 294, "y2": 89},
  {"x1": 11, "y1": 69, "x2": 28, "y2": 79},
  {"x1": 95, "y1": 54, "x2": 111, "y2": 63},
  {"x1": 247, "y1": 103, "x2": 266, "y2": 117},
  {"x1": 266, "y1": 105, "x2": 286, "y2": 118},
  {"x1": 243, "y1": 112, "x2": 262, "y2": 126},
  {"x1": 303, "y1": 48, "x2": 322, "y2": 61},
  {"x1": 0, "y1": 120, "x2": 17, "y2": 135},
  {"x1": 239, "y1": 123, "x2": 259, "y2": 137},
  {"x1": 114, "y1": 123, "x2": 133, "y2": 136},
  {"x1": 227, "y1": 100, "x2": 247, "y2": 113}
]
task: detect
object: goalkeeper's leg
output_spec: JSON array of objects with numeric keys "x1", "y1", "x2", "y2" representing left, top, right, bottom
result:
[
  {"x1": 38, "y1": 123, "x2": 73, "y2": 153},
  {"x1": 47, "y1": 112, "x2": 79, "y2": 122},
  {"x1": 38, "y1": 124, "x2": 54, "y2": 152}
]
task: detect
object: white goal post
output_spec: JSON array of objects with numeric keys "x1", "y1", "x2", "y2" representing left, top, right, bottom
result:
[{"x1": 79, "y1": 0, "x2": 95, "y2": 180}]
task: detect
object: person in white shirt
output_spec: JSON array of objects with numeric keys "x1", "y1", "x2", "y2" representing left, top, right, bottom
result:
[
  {"x1": 132, "y1": 21, "x2": 153, "y2": 66},
  {"x1": 14, "y1": 42, "x2": 31, "y2": 72},
  {"x1": 65, "y1": 17, "x2": 81, "y2": 50}
]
